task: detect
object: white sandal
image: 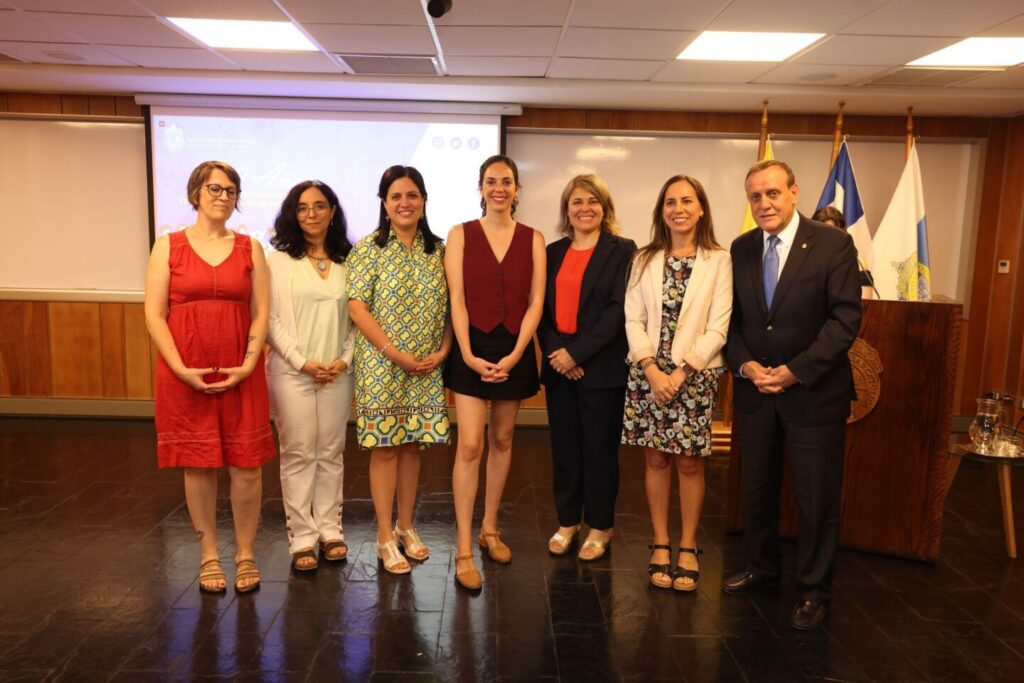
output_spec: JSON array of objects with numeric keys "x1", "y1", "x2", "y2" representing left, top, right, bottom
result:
[
  {"x1": 377, "y1": 539, "x2": 411, "y2": 575},
  {"x1": 394, "y1": 526, "x2": 429, "y2": 561},
  {"x1": 548, "y1": 526, "x2": 579, "y2": 556}
]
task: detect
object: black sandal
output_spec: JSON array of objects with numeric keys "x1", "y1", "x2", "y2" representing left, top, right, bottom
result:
[
  {"x1": 648, "y1": 543, "x2": 673, "y2": 589},
  {"x1": 291, "y1": 549, "x2": 318, "y2": 572},
  {"x1": 673, "y1": 547, "x2": 702, "y2": 592},
  {"x1": 319, "y1": 539, "x2": 348, "y2": 563}
]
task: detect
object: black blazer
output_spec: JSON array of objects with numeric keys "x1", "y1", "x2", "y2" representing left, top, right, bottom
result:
[
  {"x1": 724, "y1": 215, "x2": 862, "y2": 425},
  {"x1": 538, "y1": 232, "x2": 637, "y2": 389}
]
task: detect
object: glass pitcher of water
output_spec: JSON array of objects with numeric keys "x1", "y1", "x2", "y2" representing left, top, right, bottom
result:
[{"x1": 969, "y1": 397, "x2": 1001, "y2": 452}]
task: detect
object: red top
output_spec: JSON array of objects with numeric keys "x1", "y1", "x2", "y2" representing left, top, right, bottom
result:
[
  {"x1": 555, "y1": 246, "x2": 595, "y2": 334},
  {"x1": 462, "y1": 219, "x2": 534, "y2": 334},
  {"x1": 154, "y1": 230, "x2": 276, "y2": 470}
]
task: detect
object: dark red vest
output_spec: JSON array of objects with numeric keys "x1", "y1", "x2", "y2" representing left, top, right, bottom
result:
[{"x1": 463, "y1": 219, "x2": 533, "y2": 334}]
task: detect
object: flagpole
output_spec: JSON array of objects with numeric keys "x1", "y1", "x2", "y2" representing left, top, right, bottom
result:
[
  {"x1": 829, "y1": 101, "x2": 845, "y2": 169},
  {"x1": 757, "y1": 99, "x2": 769, "y2": 160},
  {"x1": 905, "y1": 106, "x2": 914, "y2": 161}
]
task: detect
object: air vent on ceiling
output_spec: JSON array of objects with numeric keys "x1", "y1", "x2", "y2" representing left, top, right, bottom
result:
[
  {"x1": 337, "y1": 54, "x2": 440, "y2": 76},
  {"x1": 864, "y1": 68, "x2": 991, "y2": 87}
]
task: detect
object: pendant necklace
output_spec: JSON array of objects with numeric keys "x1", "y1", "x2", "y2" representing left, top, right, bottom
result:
[{"x1": 307, "y1": 252, "x2": 329, "y2": 271}]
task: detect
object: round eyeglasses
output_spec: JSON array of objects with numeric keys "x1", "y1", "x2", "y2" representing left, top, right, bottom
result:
[{"x1": 205, "y1": 183, "x2": 239, "y2": 200}]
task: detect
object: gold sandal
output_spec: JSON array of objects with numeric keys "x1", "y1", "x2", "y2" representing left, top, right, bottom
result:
[
  {"x1": 454, "y1": 554, "x2": 482, "y2": 591},
  {"x1": 395, "y1": 526, "x2": 429, "y2": 561},
  {"x1": 578, "y1": 529, "x2": 613, "y2": 562},
  {"x1": 198, "y1": 558, "x2": 226, "y2": 593},
  {"x1": 234, "y1": 558, "x2": 261, "y2": 593},
  {"x1": 377, "y1": 539, "x2": 411, "y2": 575},
  {"x1": 478, "y1": 531, "x2": 511, "y2": 563},
  {"x1": 548, "y1": 526, "x2": 579, "y2": 556}
]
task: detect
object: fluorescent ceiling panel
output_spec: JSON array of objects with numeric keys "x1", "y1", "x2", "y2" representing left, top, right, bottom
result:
[
  {"x1": 908, "y1": 37, "x2": 1024, "y2": 68},
  {"x1": 167, "y1": 18, "x2": 317, "y2": 51},
  {"x1": 677, "y1": 31, "x2": 824, "y2": 62}
]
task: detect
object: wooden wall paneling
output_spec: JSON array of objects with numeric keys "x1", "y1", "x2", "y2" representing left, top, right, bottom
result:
[
  {"x1": 99, "y1": 303, "x2": 127, "y2": 398},
  {"x1": 0, "y1": 92, "x2": 8, "y2": 112},
  {"x1": 115, "y1": 96, "x2": 141, "y2": 117},
  {"x1": 87, "y1": 96, "x2": 117, "y2": 116},
  {"x1": 23, "y1": 301, "x2": 52, "y2": 396},
  {"x1": 1003, "y1": 118, "x2": 1024, "y2": 404},
  {"x1": 123, "y1": 303, "x2": 153, "y2": 399},
  {"x1": 0, "y1": 301, "x2": 27, "y2": 395},
  {"x1": 48, "y1": 302, "x2": 104, "y2": 397},
  {"x1": 60, "y1": 94, "x2": 89, "y2": 115},
  {"x1": 961, "y1": 121, "x2": 1008, "y2": 411},
  {"x1": 5, "y1": 93, "x2": 61, "y2": 114},
  {"x1": 981, "y1": 120, "x2": 1024, "y2": 397}
]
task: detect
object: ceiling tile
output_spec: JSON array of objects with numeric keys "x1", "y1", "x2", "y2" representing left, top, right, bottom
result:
[
  {"x1": 753, "y1": 63, "x2": 888, "y2": 85},
  {"x1": 570, "y1": 0, "x2": 727, "y2": 31},
  {"x1": 652, "y1": 60, "x2": 774, "y2": 83},
  {"x1": 0, "y1": 40, "x2": 134, "y2": 65},
  {"x1": 958, "y1": 65, "x2": 1024, "y2": 88},
  {"x1": 306, "y1": 23, "x2": 435, "y2": 54},
  {"x1": 5, "y1": 1, "x2": 148, "y2": 14},
  {"x1": 279, "y1": 0, "x2": 427, "y2": 25},
  {"x1": 794, "y1": 35, "x2": 957, "y2": 67},
  {"x1": 0, "y1": 8, "x2": 81, "y2": 41},
  {"x1": 710, "y1": 0, "x2": 889, "y2": 32},
  {"x1": 27, "y1": 13, "x2": 199, "y2": 47},
  {"x1": 134, "y1": 0, "x2": 285, "y2": 21},
  {"x1": 559, "y1": 27, "x2": 692, "y2": 60},
  {"x1": 219, "y1": 49, "x2": 341, "y2": 72},
  {"x1": 981, "y1": 12, "x2": 1024, "y2": 35},
  {"x1": 842, "y1": 0, "x2": 1024, "y2": 37},
  {"x1": 100, "y1": 44, "x2": 238, "y2": 69},
  {"x1": 435, "y1": 0, "x2": 571, "y2": 27},
  {"x1": 438, "y1": 26, "x2": 560, "y2": 57},
  {"x1": 445, "y1": 56, "x2": 549, "y2": 77},
  {"x1": 548, "y1": 57, "x2": 661, "y2": 80}
]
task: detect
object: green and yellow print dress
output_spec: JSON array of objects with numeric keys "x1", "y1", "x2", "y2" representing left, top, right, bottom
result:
[{"x1": 347, "y1": 230, "x2": 451, "y2": 449}]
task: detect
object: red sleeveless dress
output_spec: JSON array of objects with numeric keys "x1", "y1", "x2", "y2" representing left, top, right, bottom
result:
[{"x1": 155, "y1": 230, "x2": 276, "y2": 469}]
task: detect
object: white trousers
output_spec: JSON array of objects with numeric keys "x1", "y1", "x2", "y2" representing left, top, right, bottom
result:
[{"x1": 268, "y1": 371, "x2": 353, "y2": 554}]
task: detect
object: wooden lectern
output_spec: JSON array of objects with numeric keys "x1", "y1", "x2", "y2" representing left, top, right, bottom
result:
[{"x1": 725, "y1": 300, "x2": 962, "y2": 561}]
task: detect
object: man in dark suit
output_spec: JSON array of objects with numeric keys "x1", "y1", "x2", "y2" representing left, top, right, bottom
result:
[{"x1": 722, "y1": 160, "x2": 861, "y2": 630}]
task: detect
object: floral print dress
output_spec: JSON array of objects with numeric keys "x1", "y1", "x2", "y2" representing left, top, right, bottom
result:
[{"x1": 621, "y1": 255, "x2": 724, "y2": 457}]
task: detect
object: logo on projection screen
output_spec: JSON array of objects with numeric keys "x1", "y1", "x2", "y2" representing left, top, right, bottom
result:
[{"x1": 162, "y1": 124, "x2": 185, "y2": 153}]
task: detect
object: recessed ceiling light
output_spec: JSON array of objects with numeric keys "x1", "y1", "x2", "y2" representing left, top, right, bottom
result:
[
  {"x1": 167, "y1": 17, "x2": 317, "y2": 52},
  {"x1": 676, "y1": 31, "x2": 824, "y2": 62},
  {"x1": 908, "y1": 37, "x2": 1024, "y2": 68},
  {"x1": 798, "y1": 72, "x2": 839, "y2": 82}
]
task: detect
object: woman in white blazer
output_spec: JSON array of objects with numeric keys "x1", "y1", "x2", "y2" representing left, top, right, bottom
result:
[
  {"x1": 622, "y1": 174, "x2": 732, "y2": 592},
  {"x1": 267, "y1": 180, "x2": 355, "y2": 573}
]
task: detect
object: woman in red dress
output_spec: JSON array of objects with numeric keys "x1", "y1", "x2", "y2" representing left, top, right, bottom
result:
[{"x1": 145, "y1": 161, "x2": 276, "y2": 594}]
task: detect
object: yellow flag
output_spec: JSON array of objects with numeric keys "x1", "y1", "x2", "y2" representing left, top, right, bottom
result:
[{"x1": 740, "y1": 138, "x2": 774, "y2": 233}]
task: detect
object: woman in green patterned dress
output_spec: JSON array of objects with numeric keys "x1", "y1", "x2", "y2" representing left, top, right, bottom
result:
[{"x1": 347, "y1": 165, "x2": 452, "y2": 576}]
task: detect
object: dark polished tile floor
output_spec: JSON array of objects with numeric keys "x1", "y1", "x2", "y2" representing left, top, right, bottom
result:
[{"x1": 0, "y1": 417, "x2": 1023, "y2": 682}]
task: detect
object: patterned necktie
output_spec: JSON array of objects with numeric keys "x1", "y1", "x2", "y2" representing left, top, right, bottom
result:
[{"x1": 763, "y1": 235, "x2": 780, "y2": 308}]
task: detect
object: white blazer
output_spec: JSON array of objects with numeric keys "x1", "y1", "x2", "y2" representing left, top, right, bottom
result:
[
  {"x1": 266, "y1": 249, "x2": 354, "y2": 377},
  {"x1": 624, "y1": 246, "x2": 732, "y2": 370}
]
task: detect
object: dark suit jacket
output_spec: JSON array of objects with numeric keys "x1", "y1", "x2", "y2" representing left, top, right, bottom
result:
[
  {"x1": 724, "y1": 215, "x2": 861, "y2": 425},
  {"x1": 538, "y1": 232, "x2": 637, "y2": 389}
]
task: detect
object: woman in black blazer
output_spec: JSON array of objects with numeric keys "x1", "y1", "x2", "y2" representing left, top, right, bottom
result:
[{"x1": 538, "y1": 174, "x2": 636, "y2": 560}]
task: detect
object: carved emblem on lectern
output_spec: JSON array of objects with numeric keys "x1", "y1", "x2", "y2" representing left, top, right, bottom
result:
[{"x1": 848, "y1": 337, "x2": 882, "y2": 424}]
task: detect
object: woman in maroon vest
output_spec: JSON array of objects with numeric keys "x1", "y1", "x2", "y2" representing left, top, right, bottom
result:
[{"x1": 445, "y1": 154, "x2": 546, "y2": 591}]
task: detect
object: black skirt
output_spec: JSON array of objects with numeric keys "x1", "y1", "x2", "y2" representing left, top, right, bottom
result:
[{"x1": 445, "y1": 325, "x2": 539, "y2": 401}]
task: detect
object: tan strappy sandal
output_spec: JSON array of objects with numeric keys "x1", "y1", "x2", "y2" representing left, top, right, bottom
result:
[
  {"x1": 234, "y1": 558, "x2": 261, "y2": 593},
  {"x1": 198, "y1": 558, "x2": 227, "y2": 593},
  {"x1": 478, "y1": 531, "x2": 512, "y2": 563}
]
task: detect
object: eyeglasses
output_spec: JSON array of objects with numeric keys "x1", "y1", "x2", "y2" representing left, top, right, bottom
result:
[
  {"x1": 205, "y1": 183, "x2": 239, "y2": 200},
  {"x1": 296, "y1": 202, "x2": 331, "y2": 218}
]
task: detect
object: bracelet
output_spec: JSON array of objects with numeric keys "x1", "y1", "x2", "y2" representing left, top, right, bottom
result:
[
  {"x1": 682, "y1": 361, "x2": 697, "y2": 376},
  {"x1": 380, "y1": 341, "x2": 392, "y2": 354},
  {"x1": 639, "y1": 357, "x2": 655, "y2": 370}
]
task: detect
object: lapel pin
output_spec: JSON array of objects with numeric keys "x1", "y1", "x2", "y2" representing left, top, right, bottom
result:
[{"x1": 801, "y1": 242, "x2": 808, "y2": 249}]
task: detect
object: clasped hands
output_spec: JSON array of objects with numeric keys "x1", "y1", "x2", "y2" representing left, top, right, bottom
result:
[
  {"x1": 742, "y1": 361, "x2": 797, "y2": 394},
  {"x1": 390, "y1": 350, "x2": 446, "y2": 376},
  {"x1": 301, "y1": 359, "x2": 348, "y2": 388},
  {"x1": 177, "y1": 365, "x2": 255, "y2": 394},
  {"x1": 465, "y1": 353, "x2": 520, "y2": 383},
  {"x1": 644, "y1": 363, "x2": 688, "y2": 404},
  {"x1": 548, "y1": 348, "x2": 584, "y2": 381}
]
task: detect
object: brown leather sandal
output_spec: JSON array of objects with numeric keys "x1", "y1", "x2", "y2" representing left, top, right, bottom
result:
[
  {"x1": 454, "y1": 554, "x2": 482, "y2": 591},
  {"x1": 235, "y1": 558, "x2": 261, "y2": 593},
  {"x1": 319, "y1": 539, "x2": 348, "y2": 563},
  {"x1": 291, "y1": 548, "x2": 318, "y2": 572},
  {"x1": 478, "y1": 531, "x2": 512, "y2": 563},
  {"x1": 198, "y1": 558, "x2": 227, "y2": 593}
]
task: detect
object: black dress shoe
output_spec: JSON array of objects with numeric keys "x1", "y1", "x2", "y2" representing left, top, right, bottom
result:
[
  {"x1": 721, "y1": 569, "x2": 780, "y2": 594},
  {"x1": 790, "y1": 599, "x2": 828, "y2": 630}
]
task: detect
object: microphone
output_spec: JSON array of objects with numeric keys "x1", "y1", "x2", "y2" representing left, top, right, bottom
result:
[{"x1": 857, "y1": 257, "x2": 881, "y2": 299}]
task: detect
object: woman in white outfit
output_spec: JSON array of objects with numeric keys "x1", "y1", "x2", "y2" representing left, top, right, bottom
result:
[{"x1": 267, "y1": 179, "x2": 354, "y2": 572}]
